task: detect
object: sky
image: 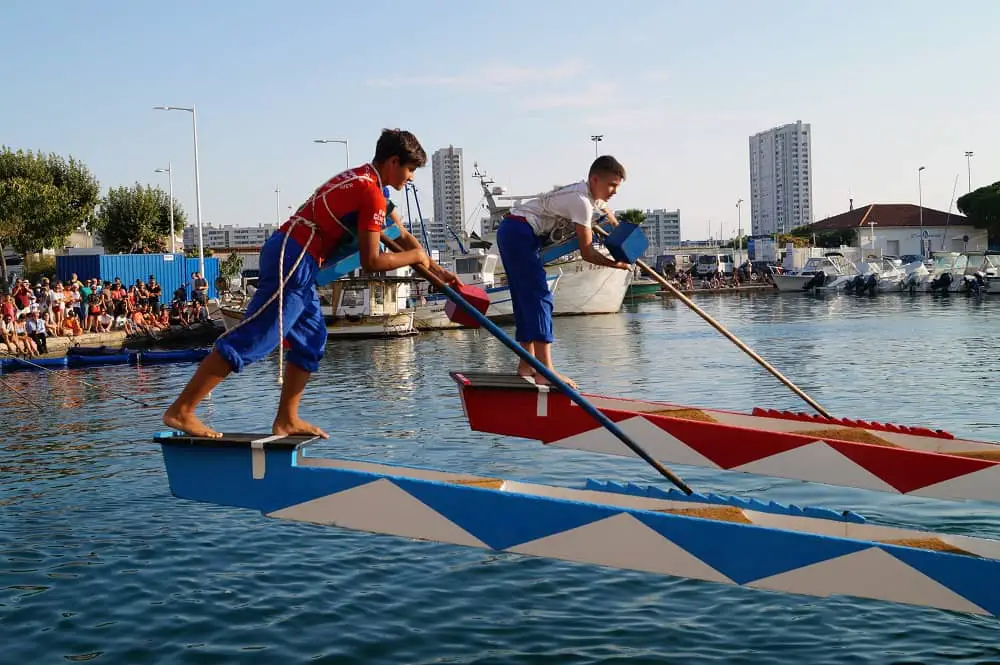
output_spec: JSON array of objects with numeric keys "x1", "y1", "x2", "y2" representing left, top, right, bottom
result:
[{"x1": 3, "y1": 0, "x2": 998, "y2": 242}]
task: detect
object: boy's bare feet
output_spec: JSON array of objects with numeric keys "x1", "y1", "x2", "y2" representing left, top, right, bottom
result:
[
  {"x1": 163, "y1": 405, "x2": 222, "y2": 438},
  {"x1": 272, "y1": 416, "x2": 329, "y2": 439},
  {"x1": 516, "y1": 359, "x2": 536, "y2": 380},
  {"x1": 535, "y1": 369, "x2": 578, "y2": 390}
]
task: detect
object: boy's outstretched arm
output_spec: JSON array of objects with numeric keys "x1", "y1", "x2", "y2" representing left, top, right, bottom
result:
[
  {"x1": 574, "y1": 223, "x2": 630, "y2": 270},
  {"x1": 385, "y1": 209, "x2": 460, "y2": 286},
  {"x1": 358, "y1": 227, "x2": 430, "y2": 273}
]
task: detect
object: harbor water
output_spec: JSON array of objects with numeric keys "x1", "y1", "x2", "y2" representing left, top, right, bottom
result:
[{"x1": 2, "y1": 292, "x2": 998, "y2": 664}]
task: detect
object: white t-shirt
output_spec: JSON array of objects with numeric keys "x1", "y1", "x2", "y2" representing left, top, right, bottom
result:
[{"x1": 509, "y1": 181, "x2": 607, "y2": 240}]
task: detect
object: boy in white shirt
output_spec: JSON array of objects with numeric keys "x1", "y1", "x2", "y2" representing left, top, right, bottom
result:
[{"x1": 497, "y1": 155, "x2": 631, "y2": 388}]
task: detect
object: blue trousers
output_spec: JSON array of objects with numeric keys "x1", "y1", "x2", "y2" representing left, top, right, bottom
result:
[
  {"x1": 214, "y1": 232, "x2": 327, "y2": 373},
  {"x1": 497, "y1": 217, "x2": 554, "y2": 343}
]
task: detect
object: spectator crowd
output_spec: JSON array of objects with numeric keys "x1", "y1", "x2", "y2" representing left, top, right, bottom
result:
[{"x1": 2, "y1": 271, "x2": 212, "y2": 357}]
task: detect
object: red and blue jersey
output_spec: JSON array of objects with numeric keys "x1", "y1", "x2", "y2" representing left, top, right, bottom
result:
[{"x1": 280, "y1": 164, "x2": 391, "y2": 264}]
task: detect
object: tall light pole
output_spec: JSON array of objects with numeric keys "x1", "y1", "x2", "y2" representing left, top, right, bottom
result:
[
  {"x1": 154, "y1": 105, "x2": 204, "y2": 278},
  {"x1": 918, "y1": 165, "x2": 926, "y2": 258},
  {"x1": 590, "y1": 135, "x2": 604, "y2": 158},
  {"x1": 965, "y1": 151, "x2": 974, "y2": 193},
  {"x1": 275, "y1": 186, "x2": 280, "y2": 224},
  {"x1": 313, "y1": 138, "x2": 350, "y2": 168},
  {"x1": 736, "y1": 198, "x2": 743, "y2": 258},
  {"x1": 153, "y1": 163, "x2": 175, "y2": 253}
]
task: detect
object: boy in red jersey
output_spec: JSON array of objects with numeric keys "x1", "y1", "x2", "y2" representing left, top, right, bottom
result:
[{"x1": 164, "y1": 128, "x2": 450, "y2": 439}]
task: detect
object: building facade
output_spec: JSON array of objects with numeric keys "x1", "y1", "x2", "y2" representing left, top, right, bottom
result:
[
  {"x1": 808, "y1": 203, "x2": 985, "y2": 258},
  {"x1": 431, "y1": 146, "x2": 465, "y2": 255},
  {"x1": 616, "y1": 208, "x2": 681, "y2": 256},
  {"x1": 183, "y1": 223, "x2": 276, "y2": 249},
  {"x1": 749, "y1": 120, "x2": 813, "y2": 236}
]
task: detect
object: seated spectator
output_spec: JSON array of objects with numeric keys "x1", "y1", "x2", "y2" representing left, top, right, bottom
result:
[
  {"x1": 63, "y1": 309, "x2": 83, "y2": 337},
  {"x1": 125, "y1": 307, "x2": 149, "y2": 336},
  {"x1": 169, "y1": 298, "x2": 188, "y2": 326},
  {"x1": 96, "y1": 306, "x2": 114, "y2": 332},
  {"x1": 1, "y1": 314, "x2": 18, "y2": 354},
  {"x1": 157, "y1": 308, "x2": 170, "y2": 328},
  {"x1": 25, "y1": 310, "x2": 48, "y2": 354},
  {"x1": 14, "y1": 314, "x2": 38, "y2": 356}
]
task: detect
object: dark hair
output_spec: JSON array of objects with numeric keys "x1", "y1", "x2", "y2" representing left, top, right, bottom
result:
[
  {"x1": 373, "y1": 128, "x2": 427, "y2": 168},
  {"x1": 589, "y1": 155, "x2": 626, "y2": 180}
]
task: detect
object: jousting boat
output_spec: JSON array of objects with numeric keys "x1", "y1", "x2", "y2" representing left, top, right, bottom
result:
[
  {"x1": 155, "y1": 431, "x2": 1000, "y2": 617},
  {"x1": 452, "y1": 372, "x2": 1000, "y2": 504}
]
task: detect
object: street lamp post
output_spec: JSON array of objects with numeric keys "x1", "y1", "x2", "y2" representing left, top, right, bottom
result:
[
  {"x1": 153, "y1": 163, "x2": 175, "y2": 253},
  {"x1": 154, "y1": 105, "x2": 205, "y2": 278},
  {"x1": 313, "y1": 139, "x2": 350, "y2": 168},
  {"x1": 590, "y1": 135, "x2": 604, "y2": 158},
  {"x1": 918, "y1": 165, "x2": 926, "y2": 258},
  {"x1": 736, "y1": 198, "x2": 743, "y2": 259},
  {"x1": 965, "y1": 151, "x2": 974, "y2": 193},
  {"x1": 275, "y1": 186, "x2": 280, "y2": 224}
]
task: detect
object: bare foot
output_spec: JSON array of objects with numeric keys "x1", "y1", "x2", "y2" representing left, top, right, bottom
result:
[
  {"x1": 516, "y1": 360, "x2": 536, "y2": 380},
  {"x1": 163, "y1": 406, "x2": 222, "y2": 438},
  {"x1": 272, "y1": 417, "x2": 329, "y2": 439},
  {"x1": 535, "y1": 370, "x2": 578, "y2": 390}
]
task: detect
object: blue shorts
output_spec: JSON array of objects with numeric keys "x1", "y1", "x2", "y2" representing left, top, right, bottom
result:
[
  {"x1": 214, "y1": 232, "x2": 326, "y2": 373},
  {"x1": 497, "y1": 217, "x2": 554, "y2": 344}
]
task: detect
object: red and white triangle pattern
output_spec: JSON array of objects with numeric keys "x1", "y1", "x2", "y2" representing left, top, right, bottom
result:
[{"x1": 459, "y1": 384, "x2": 1000, "y2": 503}]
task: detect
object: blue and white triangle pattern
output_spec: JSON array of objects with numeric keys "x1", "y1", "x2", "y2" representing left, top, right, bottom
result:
[{"x1": 265, "y1": 477, "x2": 997, "y2": 617}]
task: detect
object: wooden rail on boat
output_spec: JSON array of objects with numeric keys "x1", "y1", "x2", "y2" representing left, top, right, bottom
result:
[
  {"x1": 450, "y1": 372, "x2": 1000, "y2": 504},
  {"x1": 155, "y1": 431, "x2": 1000, "y2": 617}
]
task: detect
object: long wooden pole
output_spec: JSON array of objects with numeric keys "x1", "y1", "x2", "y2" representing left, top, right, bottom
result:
[
  {"x1": 381, "y1": 232, "x2": 694, "y2": 495},
  {"x1": 593, "y1": 226, "x2": 832, "y2": 419}
]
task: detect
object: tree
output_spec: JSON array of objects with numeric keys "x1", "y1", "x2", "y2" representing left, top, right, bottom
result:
[
  {"x1": 0, "y1": 146, "x2": 101, "y2": 287},
  {"x1": 92, "y1": 183, "x2": 187, "y2": 254},
  {"x1": 788, "y1": 224, "x2": 854, "y2": 248},
  {"x1": 617, "y1": 209, "x2": 647, "y2": 226},
  {"x1": 219, "y1": 252, "x2": 243, "y2": 279},
  {"x1": 957, "y1": 181, "x2": 1000, "y2": 242}
]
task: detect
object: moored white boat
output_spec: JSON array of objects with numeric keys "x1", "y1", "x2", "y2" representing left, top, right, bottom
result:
[
  {"x1": 772, "y1": 252, "x2": 858, "y2": 292},
  {"x1": 219, "y1": 275, "x2": 417, "y2": 339}
]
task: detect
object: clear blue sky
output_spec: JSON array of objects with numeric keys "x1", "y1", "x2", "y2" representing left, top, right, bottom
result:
[{"x1": 3, "y1": 0, "x2": 997, "y2": 241}]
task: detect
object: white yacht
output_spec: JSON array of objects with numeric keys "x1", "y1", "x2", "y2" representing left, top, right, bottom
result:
[{"x1": 772, "y1": 252, "x2": 858, "y2": 292}]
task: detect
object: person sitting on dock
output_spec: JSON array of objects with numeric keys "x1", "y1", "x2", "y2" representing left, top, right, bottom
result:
[
  {"x1": 163, "y1": 128, "x2": 436, "y2": 439},
  {"x1": 496, "y1": 155, "x2": 631, "y2": 389}
]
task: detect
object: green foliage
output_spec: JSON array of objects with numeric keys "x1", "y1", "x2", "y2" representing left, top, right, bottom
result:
[
  {"x1": 0, "y1": 146, "x2": 101, "y2": 283},
  {"x1": 184, "y1": 246, "x2": 213, "y2": 258},
  {"x1": 219, "y1": 252, "x2": 243, "y2": 279},
  {"x1": 24, "y1": 255, "x2": 57, "y2": 285},
  {"x1": 93, "y1": 183, "x2": 187, "y2": 254},
  {"x1": 957, "y1": 181, "x2": 1000, "y2": 240},
  {"x1": 788, "y1": 225, "x2": 854, "y2": 248},
  {"x1": 617, "y1": 209, "x2": 647, "y2": 226}
]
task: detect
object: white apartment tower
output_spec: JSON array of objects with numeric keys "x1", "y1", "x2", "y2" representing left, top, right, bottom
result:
[
  {"x1": 431, "y1": 146, "x2": 465, "y2": 253},
  {"x1": 749, "y1": 121, "x2": 813, "y2": 236}
]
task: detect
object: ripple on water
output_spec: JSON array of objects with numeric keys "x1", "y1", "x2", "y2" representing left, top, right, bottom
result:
[{"x1": 1, "y1": 294, "x2": 999, "y2": 663}]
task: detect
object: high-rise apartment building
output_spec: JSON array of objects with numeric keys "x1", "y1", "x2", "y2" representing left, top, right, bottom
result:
[
  {"x1": 431, "y1": 146, "x2": 465, "y2": 254},
  {"x1": 749, "y1": 120, "x2": 813, "y2": 235}
]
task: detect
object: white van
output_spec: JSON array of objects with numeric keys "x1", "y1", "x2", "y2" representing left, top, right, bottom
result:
[{"x1": 695, "y1": 253, "x2": 735, "y2": 277}]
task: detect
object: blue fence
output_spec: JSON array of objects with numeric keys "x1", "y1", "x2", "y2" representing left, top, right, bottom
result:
[{"x1": 56, "y1": 254, "x2": 219, "y2": 305}]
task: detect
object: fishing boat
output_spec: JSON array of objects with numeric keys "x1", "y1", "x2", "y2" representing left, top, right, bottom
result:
[
  {"x1": 451, "y1": 372, "x2": 1000, "y2": 504},
  {"x1": 155, "y1": 430, "x2": 1000, "y2": 617},
  {"x1": 219, "y1": 275, "x2": 417, "y2": 339}
]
